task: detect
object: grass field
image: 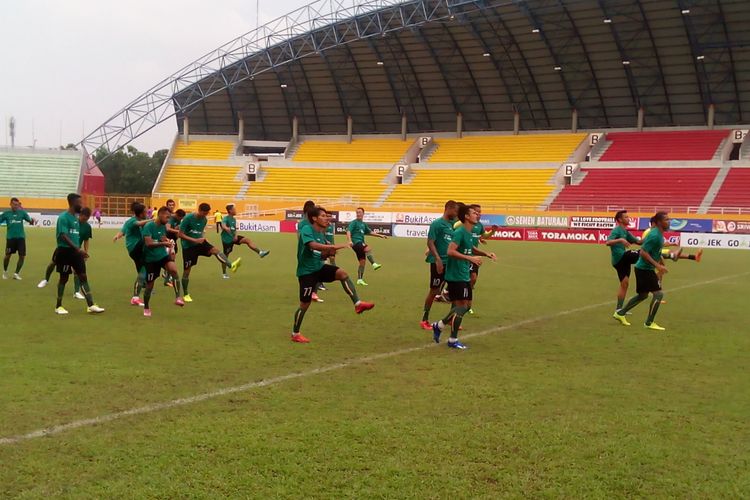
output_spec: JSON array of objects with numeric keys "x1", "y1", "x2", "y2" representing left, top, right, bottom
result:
[{"x1": 1, "y1": 227, "x2": 749, "y2": 498}]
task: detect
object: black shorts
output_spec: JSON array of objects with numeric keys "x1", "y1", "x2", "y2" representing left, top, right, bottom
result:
[
  {"x1": 429, "y1": 262, "x2": 445, "y2": 289},
  {"x1": 613, "y1": 250, "x2": 640, "y2": 282},
  {"x1": 145, "y1": 257, "x2": 171, "y2": 283},
  {"x1": 56, "y1": 247, "x2": 86, "y2": 275},
  {"x1": 635, "y1": 268, "x2": 661, "y2": 294},
  {"x1": 49, "y1": 247, "x2": 59, "y2": 264},
  {"x1": 352, "y1": 242, "x2": 367, "y2": 260},
  {"x1": 469, "y1": 262, "x2": 479, "y2": 276},
  {"x1": 222, "y1": 235, "x2": 246, "y2": 255},
  {"x1": 298, "y1": 264, "x2": 339, "y2": 303},
  {"x1": 128, "y1": 246, "x2": 145, "y2": 272},
  {"x1": 5, "y1": 238, "x2": 26, "y2": 256},
  {"x1": 447, "y1": 281, "x2": 472, "y2": 301},
  {"x1": 183, "y1": 241, "x2": 214, "y2": 269}
]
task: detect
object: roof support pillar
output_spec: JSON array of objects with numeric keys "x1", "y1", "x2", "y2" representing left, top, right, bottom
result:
[
  {"x1": 456, "y1": 113, "x2": 463, "y2": 139},
  {"x1": 347, "y1": 116, "x2": 353, "y2": 144},
  {"x1": 401, "y1": 113, "x2": 407, "y2": 141},
  {"x1": 637, "y1": 107, "x2": 645, "y2": 131},
  {"x1": 571, "y1": 109, "x2": 578, "y2": 133},
  {"x1": 183, "y1": 117, "x2": 189, "y2": 144},
  {"x1": 513, "y1": 112, "x2": 520, "y2": 135},
  {"x1": 707, "y1": 104, "x2": 715, "y2": 129},
  {"x1": 292, "y1": 116, "x2": 299, "y2": 141},
  {"x1": 238, "y1": 114, "x2": 245, "y2": 143}
]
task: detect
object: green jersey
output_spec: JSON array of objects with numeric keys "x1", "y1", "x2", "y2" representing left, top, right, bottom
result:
[
  {"x1": 325, "y1": 223, "x2": 335, "y2": 244},
  {"x1": 635, "y1": 227, "x2": 664, "y2": 271},
  {"x1": 56, "y1": 211, "x2": 80, "y2": 249},
  {"x1": 121, "y1": 217, "x2": 145, "y2": 253},
  {"x1": 141, "y1": 221, "x2": 170, "y2": 263},
  {"x1": 426, "y1": 217, "x2": 454, "y2": 264},
  {"x1": 221, "y1": 215, "x2": 237, "y2": 244},
  {"x1": 0, "y1": 209, "x2": 32, "y2": 239},
  {"x1": 445, "y1": 225, "x2": 474, "y2": 282},
  {"x1": 167, "y1": 216, "x2": 181, "y2": 240},
  {"x1": 347, "y1": 219, "x2": 371, "y2": 244},
  {"x1": 296, "y1": 224, "x2": 327, "y2": 277},
  {"x1": 298, "y1": 217, "x2": 310, "y2": 233},
  {"x1": 471, "y1": 222, "x2": 485, "y2": 247},
  {"x1": 179, "y1": 213, "x2": 207, "y2": 249},
  {"x1": 607, "y1": 225, "x2": 639, "y2": 266},
  {"x1": 79, "y1": 221, "x2": 93, "y2": 247}
]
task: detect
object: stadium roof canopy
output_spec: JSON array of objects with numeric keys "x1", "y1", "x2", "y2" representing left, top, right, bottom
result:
[{"x1": 82, "y1": 0, "x2": 750, "y2": 154}]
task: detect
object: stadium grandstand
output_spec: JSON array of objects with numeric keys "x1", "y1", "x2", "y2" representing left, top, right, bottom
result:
[{"x1": 72, "y1": 0, "x2": 750, "y2": 218}]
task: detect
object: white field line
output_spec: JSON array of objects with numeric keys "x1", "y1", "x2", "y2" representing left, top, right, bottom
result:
[{"x1": 1, "y1": 271, "x2": 746, "y2": 446}]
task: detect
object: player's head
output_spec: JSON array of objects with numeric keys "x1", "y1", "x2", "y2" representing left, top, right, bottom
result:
[
  {"x1": 356, "y1": 207, "x2": 365, "y2": 220},
  {"x1": 303, "y1": 200, "x2": 315, "y2": 214},
  {"x1": 197, "y1": 203, "x2": 211, "y2": 218},
  {"x1": 652, "y1": 211, "x2": 670, "y2": 231},
  {"x1": 130, "y1": 201, "x2": 146, "y2": 218},
  {"x1": 457, "y1": 203, "x2": 477, "y2": 224},
  {"x1": 10, "y1": 197, "x2": 20, "y2": 210},
  {"x1": 614, "y1": 210, "x2": 630, "y2": 226},
  {"x1": 68, "y1": 193, "x2": 83, "y2": 213},
  {"x1": 79, "y1": 207, "x2": 92, "y2": 222},
  {"x1": 444, "y1": 200, "x2": 458, "y2": 218},
  {"x1": 166, "y1": 199, "x2": 176, "y2": 212},
  {"x1": 469, "y1": 203, "x2": 481, "y2": 215},
  {"x1": 157, "y1": 206, "x2": 170, "y2": 224},
  {"x1": 226, "y1": 203, "x2": 237, "y2": 216},
  {"x1": 174, "y1": 209, "x2": 186, "y2": 220},
  {"x1": 308, "y1": 206, "x2": 329, "y2": 227}
]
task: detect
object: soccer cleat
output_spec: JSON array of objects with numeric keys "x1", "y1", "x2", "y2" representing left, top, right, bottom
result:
[
  {"x1": 447, "y1": 341, "x2": 468, "y2": 349},
  {"x1": 671, "y1": 248, "x2": 683, "y2": 262},
  {"x1": 130, "y1": 297, "x2": 145, "y2": 307},
  {"x1": 420, "y1": 320, "x2": 432, "y2": 330},
  {"x1": 222, "y1": 274, "x2": 230, "y2": 279},
  {"x1": 660, "y1": 300, "x2": 667, "y2": 304},
  {"x1": 54, "y1": 306, "x2": 69, "y2": 315},
  {"x1": 73, "y1": 291, "x2": 86, "y2": 300},
  {"x1": 612, "y1": 312, "x2": 631, "y2": 326},
  {"x1": 259, "y1": 250, "x2": 270, "y2": 258},
  {"x1": 356, "y1": 279, "x2": 368, "y2": 286},
  {"x1": 695, "y1": 249, "x2": 703, "y2": 263},
  {"x1": 1, "y1": 272, "x2": 7, "y2": 280},
  {"x1": 164, "y1": 280, "x2": 174, "y2": 287},
  {"x1": 468, "y1": 308, "x2": 474, "y2": 315},
  {"x1": 318, "y1": 284, "x2": 327, "y2": 291},
  {"x1": 183, "y1": 294, "x2": 193, "y2": 303},
  {"x1": 37, "y1": 279, "x2": 48, "y2": 288},
  {"x1": 87, "y1": 305, "x2": 105, "y2": 314},
  {"x1": 230, "y1": 258, "x2": 242, "y2": 273},
  {"x1": 432, "y1": 322, "x2": 442, "y2": 343},
  {"x1": 355, "y1": 301, "x2": 375, "y2": 314},
  {"x1": 312, "y1": 292, "x2": 324, "y2": 303},
  {"x1": 175, "y1": 297, "x2": 185, "y2": 307},
  {"x1": 143, "y1": 309, "x2": 152, "y2": 318},
  {"x1": 13, "y1": 273, "x2": 22, "y2": 280},
  {"x1": 291, "y1": 333, "x2": 310, "y2": 343},
  {"x1": 372, "y1": 263, "x2": 382, "y2": 271},
  {"x1": 645, "y1": 322, "x2": 666, "y2": 331},
  {"x1": 434, "y1": 294, "x2": 446, "y2": 303}
]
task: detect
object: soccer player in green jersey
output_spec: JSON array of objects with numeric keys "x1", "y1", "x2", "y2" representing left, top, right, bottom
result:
[
  {"x1": 162, "y1": 208, "x2": 185, "y2": 287},
  {"x1": 113, "y1": 202, "x2": 150, "y2": 307},
  {"x1": 453, "y1": 203, "x2": 493, "y2": 314},
  {"x1": 178, "y1": 202, "x2": 240, "y2": 302},
  {"x1": 606, "y1": 210, "x2": 643, "y2": 312},
  {"x1": 432, "y1": 204, "x2": 496, "y2": 349},
  {"x1": 292, "y1": 206, "x2": 374, "y2": 343},
  {"x1": 346, "y1": 207, "x2": 387, "y2": 286},
  {"x1": 1, "y1": 197, "x2": 36, "y2": 280},
  {"x1": 53, "y1": 194, "x2": 104, "y2": 315},
  {"x1": 219, "y1": 203, "x2": 270, "y2": 278},
  {"x1": 298, "y1": 200, "x2": 324, "y2": 302},
  {"x1": 73, "y1": 207, "x2": 94, "y2": 300},
  {"x1": 613, "y1": 211, "x2": 670, "y2": 330},
  {"x1": 141, "y1": 207, "x2": 185, "y2": 317},
  {"x1": 317, "y1": 216, "x2": 336, "y2": 292},
  {"x1": 421, "y1": 200, "x2": 458, "y2": 330}
]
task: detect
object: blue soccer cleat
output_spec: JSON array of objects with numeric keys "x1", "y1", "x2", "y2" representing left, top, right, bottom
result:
[
  {"x1": 447, "y1": 341, "x2": 468, "y2": 349},
  {"x1": 432, "y1": 322, "x2": 442, "y2": 343}
]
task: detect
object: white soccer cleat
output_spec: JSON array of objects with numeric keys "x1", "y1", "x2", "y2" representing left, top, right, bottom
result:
[
  {"x1": 2, "y1": 272, "x2": 7, "y2": 280},
  {"x1": 37, "y1": 279, "x2": 48, "y2": 288},
  {"x1": 73, "y1": 291, "x2": 86, "y2": 300},
  {"x1": 54, "y1": 306, "x2": 69, "y2": 315},
  {"x1": 13, "y1": 273, "x2": 22, "y2": 280},
  {"x1": 87, "y1": 305, "x2": 105, "y2": 314}
]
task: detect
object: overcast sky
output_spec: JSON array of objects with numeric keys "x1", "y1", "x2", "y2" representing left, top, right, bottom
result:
[{"x1": 0, "y1": 0, "x2": 309, "y2": 153}]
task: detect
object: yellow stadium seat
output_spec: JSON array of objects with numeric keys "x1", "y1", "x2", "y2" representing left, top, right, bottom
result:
[
  {"x1": 157, "y1": 165, "x2": 243, "y2": 196},
  {"x1": 171, "y1": 140, "x2": 236, "y2": 160},
  {"x1": 429, "y1": 134, "x2": 586, "y2": 163},
  {"x1": 247, "y1": 168, "x2": 390, "y2": 202},
  {"x1": 293, "y1": 139, "x2": 411, "y2": 163},
  {"x1": 387, "y1": 168, "x2": 557, "y2": 206}
]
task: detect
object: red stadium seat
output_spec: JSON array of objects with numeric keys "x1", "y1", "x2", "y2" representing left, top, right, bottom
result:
[
  {"x1": 711, "y1": 168, "x2": 750, "y2": 209},
  {"x1": 599, "y1": 130, "x2": 728, "y2": 162}
]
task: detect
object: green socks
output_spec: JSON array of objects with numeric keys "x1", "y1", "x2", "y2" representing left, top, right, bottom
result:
[
  {"x1": 616, "y1": 297, "x2": 624, "y2": 310},
  {"x1": 182, "y1": 278, "x2": 190, "y2": 295},
  {"x1": 646, "y1": 292, "x2": 664, "y2": 325},
  {"x1": 366, "y1": 253, "x2": 375, "y2": 264},
  {"x1": 293, "y1": 307, "x2": 307, "y2": 333},
  {"x1": 15, "y1": 257, "x2": 24, "y2": 273},
  {"x1": 56, "y1": 282, "x2": 66, "y2": 307},
  {"x1": 617, "y1": 294, "x2": 647, "y2": 315},
  {"x1": 422, "y1": 307, "x2": 430, "y2": 322},
  {"x1": 144, "y1": 288, "x2": 152, "y2": 309},
  {"x1": 341, "y1": 277, "x2": 360, "y2": 304},
  {"x1": 357, "y1": 265, "x2": 365, "y2": 280},
  {"x1": 74, "y1": 276, "x2": 81, "y2": 293},
  {"x1": 45, "y1": 262, "x2": 55, "y2": 281},
  {"x1": 80, "y1": 281, "x2": 94, "y2": 307}
]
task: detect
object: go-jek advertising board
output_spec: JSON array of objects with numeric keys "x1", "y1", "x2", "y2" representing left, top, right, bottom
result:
[{"x1": 682, "y1": 233, "x2": 750, "y2": 250}]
